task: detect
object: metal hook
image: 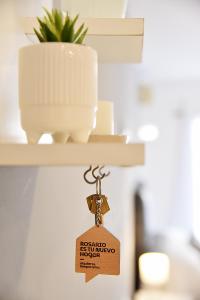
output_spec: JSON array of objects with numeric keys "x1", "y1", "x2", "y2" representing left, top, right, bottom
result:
[
  {"x1": 83, "y1": 165, "x2": 96, "y2": 184},
  {"x1": 99, "y1": 166, "x2": 110, "y2": 178},
  {"x1": 92, "y1": 165, "x2": 99, "y2": 179},
  {"x1": 83, "y1": 165, "x2": 110, "y2": 185},
  {"x1": 92, "y1": 165, "x2": 105, "y2": 180}
]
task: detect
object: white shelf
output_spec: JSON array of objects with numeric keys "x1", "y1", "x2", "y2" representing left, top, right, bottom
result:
[
  {"x1": 0, "y1": 143, "x2": 144, "y2": 166},
  {"x1": 21, "y1": 18, "x2": 144, "y2": 63}
]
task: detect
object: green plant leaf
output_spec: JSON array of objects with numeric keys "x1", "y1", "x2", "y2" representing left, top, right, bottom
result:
[
  {"x1": 43, "y1": 7, "x2": 54, "y2": 24},
  {"x1": 73, "y1": 23, "x2": 85, "y2": 42},
  {"x1": 38, "y1": 18, "x2": 58, "y2": 41},
  {"x1": 61, "y1": 16, "x2": 70, "y2": 42},
  {"x1": 34, "y1": 28, "x2": 46, "y2": 42},
  {"x1": 75, "y1": 28, "x2": 88, "y2": 44},
  {"x1": 34, "y1": 9, "x2": 87, "y2": 44},
  {"x1": 43, "y1": 24, "x2": 58, "y2": 41},
  {"x1": 68, "y1": 14, "x2": 79, "y2": 42},
  {"x1": 37, "y1": 16, "x2": 45, "y2": 28},
  {"x1": 53, "y1": 9, "x2": 63, "y2": 32},
  {"x1": 43, "y1": 16, "x2": 59, "y2": 40},
  {"x1": 37, "y1": 17, "x2": 47, "y2": 40}
]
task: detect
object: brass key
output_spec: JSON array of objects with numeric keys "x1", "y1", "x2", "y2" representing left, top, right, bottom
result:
[
  {"x1": 95, "y1": 196, "x2": 103, "y2": 226},
  {"x1": 86, "y1": 194, "x2": 110, "y2": 215}
]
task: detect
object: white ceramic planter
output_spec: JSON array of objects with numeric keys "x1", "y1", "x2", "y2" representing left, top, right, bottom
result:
[
  {"x1": 61, "y1": 0, "x2": 128, "y2": 18},
  {"x1": 92, "y1": 100, "x2": 114, "y2": 135},
  {"x1": 19, "y1": 43, "x2": 97, "y2": 144}
]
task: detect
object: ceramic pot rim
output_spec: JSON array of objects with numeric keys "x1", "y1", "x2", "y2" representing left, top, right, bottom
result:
[{"x1": 19, "y1": 42, "x2": 96, "y2": 56}]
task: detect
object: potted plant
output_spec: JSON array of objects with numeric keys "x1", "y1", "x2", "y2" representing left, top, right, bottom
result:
[{"x1": 19, "y1": 8, "x2": 97, "y2": 144}]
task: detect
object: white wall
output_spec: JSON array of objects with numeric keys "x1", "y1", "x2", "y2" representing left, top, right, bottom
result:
[{"x1": 136, "y1": 81, "x2": 199, "y2": 234}]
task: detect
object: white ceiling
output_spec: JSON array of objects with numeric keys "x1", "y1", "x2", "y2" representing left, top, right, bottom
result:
[{"x1": 127, "y1": 0, "x2": 200, "y2": 82}]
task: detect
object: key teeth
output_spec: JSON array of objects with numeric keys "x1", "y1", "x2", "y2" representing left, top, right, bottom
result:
[
  {"x1": 26, "y1": 131, "x2": 42, "y2": 144},
  {"x1": 52, "y1": 132, "x2": 69, "y2": 144},
  {"x1": 71, "y1": 130, "x2": 91, "y2": 143}
]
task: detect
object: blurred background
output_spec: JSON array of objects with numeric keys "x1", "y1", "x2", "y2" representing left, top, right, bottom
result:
[{"x1": 0, "y1": 0, "x2": 200, "y2": 299}]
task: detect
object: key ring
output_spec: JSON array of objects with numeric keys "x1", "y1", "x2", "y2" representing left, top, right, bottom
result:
[{"x1": 96, "y1": 176, "x2": 102, "y2": 195}]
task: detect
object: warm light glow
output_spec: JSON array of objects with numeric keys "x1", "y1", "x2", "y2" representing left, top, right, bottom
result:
[
  {"x1": 191, "y1": 118, "x2": 200, "y2": 243},
  {"x1": 139, "y1": 252, "x2": 170, "y2": 287},
  {"x1": 137, "y1": 124, "x2": 159, "y2": 142}
]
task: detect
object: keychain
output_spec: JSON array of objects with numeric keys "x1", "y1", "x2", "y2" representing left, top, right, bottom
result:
[
  {"x1": 75, "y1": 166, "x2": 120, "y2": 282},
  {"x1": 86, "y1": 174, "x2": 110, "y2": 226}
]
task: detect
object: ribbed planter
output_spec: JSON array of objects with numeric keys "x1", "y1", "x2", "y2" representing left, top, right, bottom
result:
[
  {"x1": 19, "y1": 43, "x2": 97, "y2": 144},
  {"x1": 61, "y1": 0, "x2": 128, "y2": 18}
]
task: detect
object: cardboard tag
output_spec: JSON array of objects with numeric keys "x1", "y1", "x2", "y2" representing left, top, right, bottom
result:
[{"x1": 75, "y1": 226, "x2": 120, "y2": 282}]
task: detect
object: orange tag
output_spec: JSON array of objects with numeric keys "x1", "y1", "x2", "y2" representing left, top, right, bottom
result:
[{"x1": 75, "y1": 226, "x2": 120, "y2": 282}]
